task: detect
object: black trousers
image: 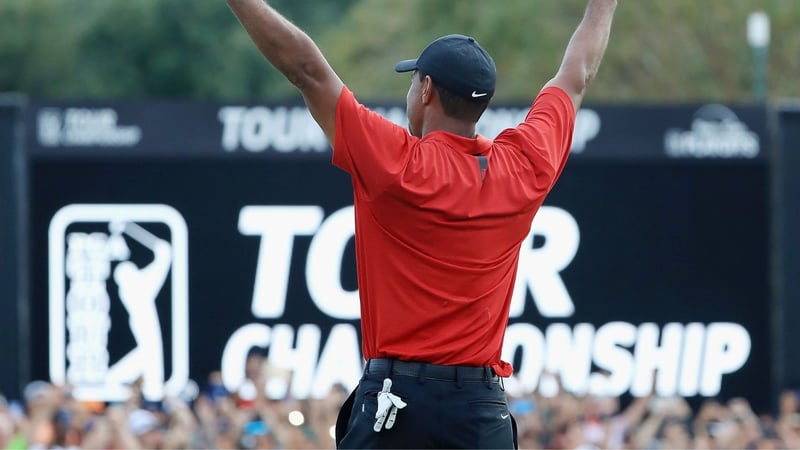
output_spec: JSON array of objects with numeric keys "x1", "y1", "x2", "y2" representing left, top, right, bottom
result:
[{"x1": 336, "y1": 359, "x2": 517, "y2": 449}]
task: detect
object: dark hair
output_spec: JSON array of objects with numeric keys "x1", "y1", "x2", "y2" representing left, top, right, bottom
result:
[{"x1": 420, "y1": 71, "x2": 490, "y2": 123}]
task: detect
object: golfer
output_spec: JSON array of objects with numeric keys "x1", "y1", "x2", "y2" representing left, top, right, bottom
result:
[{"x1": 227, "y1": 0, "x2": 616, "y2": 448}]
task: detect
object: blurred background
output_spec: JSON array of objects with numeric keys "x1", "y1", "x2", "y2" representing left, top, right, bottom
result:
[
  {"x1": 1, "y1": 0, "x2": 800, "y2": 449},
  {"x1": 1, "y1": 0, "x2": 798, "y2": 102}
]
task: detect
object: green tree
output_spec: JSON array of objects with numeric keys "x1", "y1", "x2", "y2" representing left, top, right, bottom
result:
[
  {"x1": 322, "y1": 0, "x2": 800, "y2": 103},
  {"x1": 1, "y1": 0, "x2": 798, "y2": 102},
  {"x1": 0, "y1": 0, "x2": 357, "y2": 100},
  {"x1": 0, "y1": 0, "x2": 90, "y2": 97}
]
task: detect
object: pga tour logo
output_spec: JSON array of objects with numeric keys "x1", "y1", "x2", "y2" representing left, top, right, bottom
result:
[{"x1": 48, "y1": 204, "x2": 189, "y2": 402}]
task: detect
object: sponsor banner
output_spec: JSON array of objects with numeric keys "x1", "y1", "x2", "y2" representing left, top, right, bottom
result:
[
  {"x1": 28, "y1": 157, "x2": 771, "y2": 411},
  {"x1": 25, "y1": 100, "x2": 769, "y2": 162}
]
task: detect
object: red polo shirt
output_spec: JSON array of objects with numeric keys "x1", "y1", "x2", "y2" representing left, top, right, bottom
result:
[{"x1": 332, "y1": 86, "x2": 574, "y2": 376}]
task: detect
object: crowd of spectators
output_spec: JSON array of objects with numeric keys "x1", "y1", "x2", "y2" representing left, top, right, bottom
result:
[
  {"x1": 1, "y1": 361, "x2": 799, "y2": 450},
  {"x1": 510, "y1": 384, "x2": 800, "y2": 449}
]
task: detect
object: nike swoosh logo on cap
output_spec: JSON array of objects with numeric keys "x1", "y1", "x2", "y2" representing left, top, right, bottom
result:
[{"x1": 471, "y1": 91, "x2": 488, "y2": 98}]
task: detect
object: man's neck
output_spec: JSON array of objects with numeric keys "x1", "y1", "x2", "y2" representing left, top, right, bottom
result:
[{"x1": 421, "y1": 117, "x2": 477, "y2": 139}]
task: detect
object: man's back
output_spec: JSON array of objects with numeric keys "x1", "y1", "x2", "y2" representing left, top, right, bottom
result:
[{"x1": 334, "y1": 86, "x2": 575, "y2": 373}]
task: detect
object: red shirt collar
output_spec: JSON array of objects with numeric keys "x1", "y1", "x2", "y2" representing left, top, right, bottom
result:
[{"x1": 421, "y1": 130, "x2": 493, "y2": 155}]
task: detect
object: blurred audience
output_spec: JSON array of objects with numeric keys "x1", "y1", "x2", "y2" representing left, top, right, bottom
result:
[{"x1": 0, "y1": 367, "x2": 797, "y2": 449}]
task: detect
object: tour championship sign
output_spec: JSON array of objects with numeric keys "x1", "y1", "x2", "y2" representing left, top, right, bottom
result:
[{"x1": 25, "y1": 100, "x2": 771, "y2": 410}]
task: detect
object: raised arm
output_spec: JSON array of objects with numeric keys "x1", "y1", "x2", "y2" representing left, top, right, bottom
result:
[
  {"x1": 544, "y1": 0, "x2": 617, "y2": 112},
  {"x1": 226, "y1": 0, "x2": 344, "y2": 145}
]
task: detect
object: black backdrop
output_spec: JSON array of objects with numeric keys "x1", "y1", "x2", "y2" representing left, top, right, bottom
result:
[
  {"x1": 20, "y1": 99, "x2": 776, "y2": 412},
  {"x1": 28, "y1": 157, "x2": 771, "y2": 410},
  {"x1": 775, "y1": 106, "x2": 800, "y2": 395},
  {"x1": 0, "y1": 97, "x2": 26, "y2": 399}
]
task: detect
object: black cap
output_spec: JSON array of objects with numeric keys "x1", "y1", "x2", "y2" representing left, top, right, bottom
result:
[{"x1": 395, "y1": 34, "x2": 496, "y2": 101}]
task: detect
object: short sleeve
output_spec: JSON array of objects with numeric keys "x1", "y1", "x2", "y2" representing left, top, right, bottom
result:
[
  {"x1": 494, "y1": 86, "x2": 575, "y2": 191},
  {"x1": 332, "y1": 86, "x2": 418, "y2": 198}
]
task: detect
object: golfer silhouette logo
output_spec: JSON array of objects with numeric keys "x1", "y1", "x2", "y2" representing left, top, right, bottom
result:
[
  {"x1": 108, "y1": 221, "x2": 172, "y2": 401},
  {"x1": 49, "y1": 204, "x2": 189, "y2": 403}
]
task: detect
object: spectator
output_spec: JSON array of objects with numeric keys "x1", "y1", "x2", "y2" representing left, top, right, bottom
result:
[
  {"x1": 777, "y1": 388, "x2": 800, "y2": 448},
  {"x1": 1, "y1": 376, "x2": 797, "y2": 450}
]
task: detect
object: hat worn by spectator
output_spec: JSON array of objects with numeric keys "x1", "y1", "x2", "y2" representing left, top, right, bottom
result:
[
  {"x1": 23, "y1": 381, "x2": 50, "y2": 404},
  {"x1": 128, "y1": 409, "x2": 158, "y2": 436},
  {"x1": 395, "y1": 34, "x2": 496, "y2": 102}
]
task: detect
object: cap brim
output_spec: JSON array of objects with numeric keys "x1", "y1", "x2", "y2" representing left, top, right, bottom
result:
[{"x1": 394, "y1": 59, "x2": 418, "y2": 73}]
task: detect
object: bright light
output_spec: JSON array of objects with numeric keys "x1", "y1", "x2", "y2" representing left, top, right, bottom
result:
[
  {"x1": 266, "y1": 376, "x2": 288, "y2": 400},
  {"x1": 747, "y1": 11, "x2": 770, "y2": 48},
  {"x1": 329, "y1": 425, "x2": 336, "y2": 440},
  {"x1": 238, "y1": 380, "x2": 257, "y2": 401},
  {"x1": 288, "y1": 410, "x2": 305, "y2": 427}
]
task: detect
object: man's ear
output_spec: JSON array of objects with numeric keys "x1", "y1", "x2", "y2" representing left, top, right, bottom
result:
[{"x1": 422, "y1": 75, "x2": 434, "y2": 105}]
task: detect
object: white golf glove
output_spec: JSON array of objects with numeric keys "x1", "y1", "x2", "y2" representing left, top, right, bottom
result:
[{"x1": 373, "y1": 378, "x2": 407, "y2": 432}]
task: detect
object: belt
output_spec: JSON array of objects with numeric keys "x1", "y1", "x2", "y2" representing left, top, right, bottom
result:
[{"x1": 365, "y1": 358, "x2": 500, "y2": 383}]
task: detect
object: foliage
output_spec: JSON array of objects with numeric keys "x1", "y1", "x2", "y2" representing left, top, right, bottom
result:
[
  {"x1": 0, "y1": 0, "x2": 798, "y2": 102},
  {"x1": 323, "y1": 0, "x2": 800, "y2": 103}
]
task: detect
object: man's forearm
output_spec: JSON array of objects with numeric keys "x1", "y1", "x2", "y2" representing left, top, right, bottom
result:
[
  {"x1": 559, "y1": 0, "x2": 617, "y2": 93},
  {"x1": 226, "y1": 0, "x2": 326, "y2": 90},
  {"x1": 227, "y1": 0, "x2": 342, "y2": 145}
]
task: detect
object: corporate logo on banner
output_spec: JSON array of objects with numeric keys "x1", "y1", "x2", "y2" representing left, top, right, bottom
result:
[
  {"x1": 37, "y1": 108, "x2": 142, "y2": 147},
  {"x1": 48, "y1": 204, "x2": 188, "y2": 402},
  {"x1": 664, "y1": 104, "x2": 760, "y2": 158},
  {"x1": 47, "y1": 203, "x2": 752, "y2": 402}
]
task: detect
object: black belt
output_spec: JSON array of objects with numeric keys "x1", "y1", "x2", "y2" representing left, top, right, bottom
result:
[{"x1": 365, "y1": 358, "x2": 500, "y2": 383}]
